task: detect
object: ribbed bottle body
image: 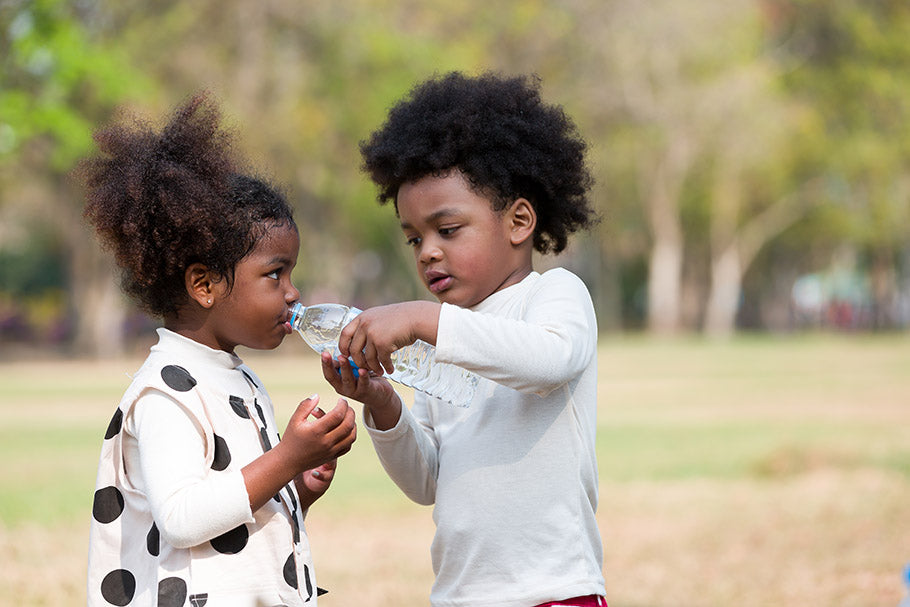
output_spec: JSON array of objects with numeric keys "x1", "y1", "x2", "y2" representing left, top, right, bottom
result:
[{"x1": 289, "y1": 303, "x2": 477, "y2": 407}]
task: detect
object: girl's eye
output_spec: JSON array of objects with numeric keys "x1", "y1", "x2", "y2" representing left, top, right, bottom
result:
[
  {"x1": 406, "y1": 236, "x2": 421, "y2": 247},
  {"x1": 439, "y1": 226, "x2": 458, "y2": 236},
  {"x1": 266, "y1": 270, "x2": 280, "y2": 280}
]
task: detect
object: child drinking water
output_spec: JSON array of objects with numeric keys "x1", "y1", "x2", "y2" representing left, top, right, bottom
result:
[
  {"x1": 81, "y1": 93, "x2": 356, "y2": 606},
  {"x1": 321, "y1": 72, "x2": 607, "y2": 607}
]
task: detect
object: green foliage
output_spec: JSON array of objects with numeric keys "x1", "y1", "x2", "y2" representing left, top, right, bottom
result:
[{"x1": 0, "y1": 0, "x2": 149, "y2": 170}]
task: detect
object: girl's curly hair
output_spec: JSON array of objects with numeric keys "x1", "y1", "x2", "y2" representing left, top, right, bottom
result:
[
  {"x1": 78, "y1": 93, "x2": 294, "y2": 319},
  {"x1": 360, "y1": 72, "x2": 597, "y2": 254}
]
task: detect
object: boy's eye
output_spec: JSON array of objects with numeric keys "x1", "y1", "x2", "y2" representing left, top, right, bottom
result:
[
  {"x1": 266, "y1": 270, "x2": 280, "y2": 280},
  {"x1": 439, "y1": 226, "x2": 458, "y2": 236},
  {"x1": 406, "y1": 236, "x2": 421, "y2": 247}
]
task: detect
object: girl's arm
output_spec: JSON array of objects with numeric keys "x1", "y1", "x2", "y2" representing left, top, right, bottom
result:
[{"x1": 130, "y1": 392, "x2": 355, "y2": 548}]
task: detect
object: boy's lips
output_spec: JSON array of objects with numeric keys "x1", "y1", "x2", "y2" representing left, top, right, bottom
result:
[{"x1": 426, "y1": 270, "x2": 453, "y2": 294}]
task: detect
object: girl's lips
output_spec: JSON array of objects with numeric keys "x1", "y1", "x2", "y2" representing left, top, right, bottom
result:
[{"x1": 282, "y1": 321, "x2": 292, "y2": 334}]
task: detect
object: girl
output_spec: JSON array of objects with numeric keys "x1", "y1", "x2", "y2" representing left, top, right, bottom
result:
[
  {"x1": 80, "y1": 94, "x2": 356, "y2": 606},
  {"x1": 322, "y1": 72, "x2": 606, "y2": 607}
]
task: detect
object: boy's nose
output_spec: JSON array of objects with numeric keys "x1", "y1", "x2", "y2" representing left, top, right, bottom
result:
[{"x1": 419, "y1": 243, "x2": 443, "y2": 264}]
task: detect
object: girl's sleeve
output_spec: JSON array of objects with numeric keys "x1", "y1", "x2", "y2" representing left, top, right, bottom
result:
[
  {"x1": 363, "y1": 392, "x2": 439, "y2": 505},
  {"x1": 435, "y1": 269, "x2": 597, "y2": 397},
  {"x1": 125, "y1": 390, "x2": 254, "y2": 549}
]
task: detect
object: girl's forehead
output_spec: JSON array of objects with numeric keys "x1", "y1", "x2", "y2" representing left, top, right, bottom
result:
[{"x1": 247, "y1": 223, "x2": 299, "y2": 257}]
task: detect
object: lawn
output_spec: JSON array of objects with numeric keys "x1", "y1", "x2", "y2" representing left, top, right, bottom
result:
[{"x1": 1, "y1": 334, "x2": 909, "y2": 606}]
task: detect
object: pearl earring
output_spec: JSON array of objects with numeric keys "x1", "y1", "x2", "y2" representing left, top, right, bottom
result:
[{"x1": 207, "y1": 299, "x2": 212, "y2": 305}]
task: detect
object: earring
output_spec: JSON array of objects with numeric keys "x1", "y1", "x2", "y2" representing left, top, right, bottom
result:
[{"x1": 207, "y1": 299, "x2": 212, "y2": 305}]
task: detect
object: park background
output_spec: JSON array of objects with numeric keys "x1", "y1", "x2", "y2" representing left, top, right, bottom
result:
[{"x1": 1, "y1": 0, "x2": 910, "y2": 605}]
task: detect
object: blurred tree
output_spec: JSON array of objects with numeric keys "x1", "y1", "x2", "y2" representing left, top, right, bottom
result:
[
  {"x1": 0, "y1": 0, "x2": 150, "y2": 355},
  {"x1": 767, "y1": 0, "x2": 910, "y2": 329}
]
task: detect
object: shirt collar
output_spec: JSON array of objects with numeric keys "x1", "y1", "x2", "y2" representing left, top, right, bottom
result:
[{"x1": 153, "y1": 328, "x2": 244, "y2": 370}]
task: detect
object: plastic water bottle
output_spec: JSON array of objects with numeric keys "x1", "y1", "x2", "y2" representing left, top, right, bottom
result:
[
  {"x1": 288, "y1": 302, "x2": 478, "y2": 407},
  {"x1": 900, "y1": 564, "x2": 910, "y2": 607}
]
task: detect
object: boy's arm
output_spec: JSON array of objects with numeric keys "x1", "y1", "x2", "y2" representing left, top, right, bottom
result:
[{"x1": 436, "y1": 270, "x2": 597, "y2": 396}]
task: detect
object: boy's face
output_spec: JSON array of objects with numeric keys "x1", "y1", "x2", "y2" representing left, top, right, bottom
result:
[
  {"x1": 209, "y1": 223, "x2": 300, "y2": 352},
  {"x1": 397, "y1": 172, "x2": 533, "y2": 308}
]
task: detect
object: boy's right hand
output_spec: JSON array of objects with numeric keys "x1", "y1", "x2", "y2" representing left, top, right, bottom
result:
[{"x1": 279, "y1": 395, "x2": 357, "y2": 473}]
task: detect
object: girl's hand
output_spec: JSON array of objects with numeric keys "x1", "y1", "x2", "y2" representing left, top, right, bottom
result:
[
  {"x1": 295, "y1": 458, "x2": 337, "y2": 509},
  {"x1": 279, "y1": 395, "x2": 356, "y2": 473},
  {"x1": 321, "y1": 351, "x2": 402, "y2": 431},
  {"x1": 336, "y1": 301, "x2": 441, "y2": 376}
]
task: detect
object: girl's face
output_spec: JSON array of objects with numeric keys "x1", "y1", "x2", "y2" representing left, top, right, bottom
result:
[
  {"x1": 209, "y1": 223, "x2": 300, "y2": 352},
  {"x1": 397, "y1": 172, "x2": 534, "y2": 308}
]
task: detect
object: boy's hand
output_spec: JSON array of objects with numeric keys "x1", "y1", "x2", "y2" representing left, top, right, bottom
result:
[
  {"x1": 321, "y1": 351, "x2": 402, "y2": 431},
  {"x1": 336, "y1": 301, "x2": 441, "y2": 376}
]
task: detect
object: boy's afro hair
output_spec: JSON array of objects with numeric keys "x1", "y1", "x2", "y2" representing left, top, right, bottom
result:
[
  {"x1": 360, "y1": 71, "x2": 597, "y2": 254},
  {"x1": 78, "y1": 92, "x2": 293, "y2": 318}
]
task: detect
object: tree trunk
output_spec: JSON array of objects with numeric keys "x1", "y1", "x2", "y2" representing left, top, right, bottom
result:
[
  {"x1": 704, "y1": 243, "x2": 742, "y2": 337},
  {"x1": 644, "y1": 141, "x2": 690, "y2": 335}
]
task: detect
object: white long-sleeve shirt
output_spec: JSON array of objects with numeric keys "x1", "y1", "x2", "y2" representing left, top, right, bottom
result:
[
  {"x1": 87, "y1": 329, "x2": 318, "y2": 606},
  {"x1": 364, "y1": 268, "x2": 605, "y2": 607}
]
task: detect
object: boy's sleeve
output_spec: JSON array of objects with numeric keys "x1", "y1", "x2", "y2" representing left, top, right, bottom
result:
[
  {"x1": 362, "y1": 392, "x2": 440, "y2": 505},
  {"x1": 435, "y1": 269, "x2": 597, "y2": 396}
]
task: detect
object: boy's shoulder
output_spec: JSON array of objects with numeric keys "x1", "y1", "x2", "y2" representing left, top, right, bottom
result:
[{"x1": 535, "y1": 266, "x2": 589, "y2": 291}]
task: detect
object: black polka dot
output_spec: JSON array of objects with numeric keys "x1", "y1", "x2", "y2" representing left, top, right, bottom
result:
[
  {"x1": 189, "y1": 593, "x2": 209, "y2": 607},
  {"x1": 228, "y1": 395, "x2": 249, "y2": 418},
  {"x1": 211, "y1": 434, "x2": 231, "y2": 471},
  {"x1": 254, "y1": 401, "x2": 268, "y2": 427},
  {"x1": 92, "y1": 486, "x2": 124, "y2": 524},
  {"x1": 100, "y1": 568, "x2": 136, "y2": 606},
  {"x1": 304, "y1": 563, "x2": 314, "y2": 600},
  {"x1": 161, "y1": 365, "x2": 197, "y2": 392},
  {"x1": 210, "y1": 524, "x2": 249, "y2": 554},
  {"x1": 285, "y1": 484, "x2": 298, "y2": 510},
  {"x1": 260, "y1": 428, "x2": 272, "y2": 451},
  {"x1": 147, "y1": 522, "x2": 159, "y2": 556},
  {"x1": 158, "y1": 577, "x2": 187, "y2": 607},
  {"x1": 283, "y1": 552, "x2": 297, "y2": 589},
  {"x1": 241, "y1": 369, "x2": 257, "y2": 387},
  {"x1": 104, "y1": 409, "x2": 123, "y2": 439}
]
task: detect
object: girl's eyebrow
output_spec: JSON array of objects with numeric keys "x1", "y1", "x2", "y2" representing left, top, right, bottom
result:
[{"x1": 266, "y1": 255, "x2": 293, "y2": 266}]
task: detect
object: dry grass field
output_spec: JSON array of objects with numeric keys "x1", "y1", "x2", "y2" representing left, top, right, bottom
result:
[{"x1": 1, "y1": 334, "x2": 909, "y2": 606}]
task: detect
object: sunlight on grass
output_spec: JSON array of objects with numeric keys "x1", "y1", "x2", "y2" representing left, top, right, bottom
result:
[{"x1": 2, "y1": 334, "x2": 910, "y2": 606}]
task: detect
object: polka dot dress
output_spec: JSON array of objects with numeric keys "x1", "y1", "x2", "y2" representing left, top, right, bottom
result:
[{"x1": 88, "y1": 329, "x2": 322, "y2": 606}]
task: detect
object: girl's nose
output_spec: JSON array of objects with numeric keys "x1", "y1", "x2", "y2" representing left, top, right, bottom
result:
[{"x1": 287, "y1": 284, "x2": 301, "y2": 304}]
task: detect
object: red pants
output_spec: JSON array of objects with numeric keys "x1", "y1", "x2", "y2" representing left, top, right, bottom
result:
[{"x1": 534, "y1": 595, "x2": 607, "y2": 607}]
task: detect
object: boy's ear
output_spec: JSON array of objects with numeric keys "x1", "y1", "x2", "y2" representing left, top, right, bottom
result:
[
  {"x1": 185, "y1": 263, "x2": 218, "y2": 309},
  {"x1": 507, "y1": 198, "x2": 537, "y2": 246}
]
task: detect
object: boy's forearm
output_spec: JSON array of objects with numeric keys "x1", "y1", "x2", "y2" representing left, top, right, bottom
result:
[
  {"x1": 396, "y1": 300, "x2": 441, "y2": 346},
  {"x1": 364, "y1": 391, "x2": 403, "y2": 431}
]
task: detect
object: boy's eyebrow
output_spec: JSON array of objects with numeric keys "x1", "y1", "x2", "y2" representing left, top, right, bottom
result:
[{"x1": 400, "y1": 208, "x2": 462, "y2": 229}]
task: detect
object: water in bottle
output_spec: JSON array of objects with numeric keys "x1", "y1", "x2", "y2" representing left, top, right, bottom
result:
[{"x1": 288, "y1": 302, "x2": 478, "y2": 407}]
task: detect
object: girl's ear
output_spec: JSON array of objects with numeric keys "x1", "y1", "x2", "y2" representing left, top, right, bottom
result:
[
  {"x1": 185, "y1": 263, "x2": 218, "y2": 309},
  {"x1": 507, "y1": 198, "x2": 537, "y2": 246}
]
